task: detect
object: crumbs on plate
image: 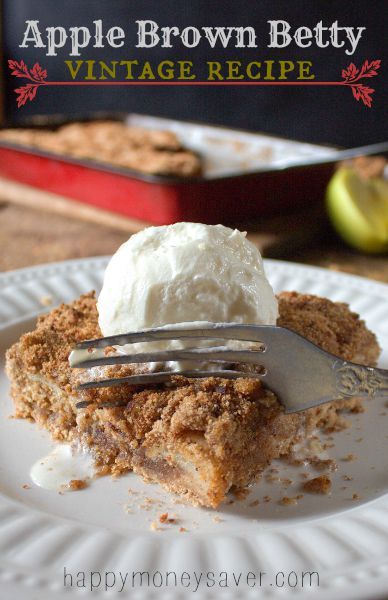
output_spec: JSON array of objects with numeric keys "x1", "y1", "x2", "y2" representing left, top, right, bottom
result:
[
  {"x1": 279, "y1": 495, "x2": 304, "y2": 506},
  {"x1": 302, "y1": 475, "x2": 332, "y2": 495}
]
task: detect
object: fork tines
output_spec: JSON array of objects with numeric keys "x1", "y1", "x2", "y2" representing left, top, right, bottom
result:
[
  {"x1": 71, "y1": 346, "x2": 266, "y2": 370},
  {"x1": 73, "y1": 323, "x2": 273, "y2": 350},
  {"x1": 70, "y1": 323, "x2": 274, "y2": 392},
  {"x1": 76, "y1": 369, "x2": 263, "y2": 393}
]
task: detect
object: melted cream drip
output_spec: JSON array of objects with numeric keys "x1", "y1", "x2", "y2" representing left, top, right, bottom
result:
[{"x1": 30, "y1": 444, "x2": 95, "y2": 491}]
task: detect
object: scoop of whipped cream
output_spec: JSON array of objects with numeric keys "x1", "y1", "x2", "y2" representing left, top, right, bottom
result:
[{"x1": 97, "y1": 222, "x2": 278, "y2": 369}]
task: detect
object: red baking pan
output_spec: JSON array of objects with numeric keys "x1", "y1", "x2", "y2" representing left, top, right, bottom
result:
[{"x1": 0, "y1": 114, "x2": 385, "y2": 225}]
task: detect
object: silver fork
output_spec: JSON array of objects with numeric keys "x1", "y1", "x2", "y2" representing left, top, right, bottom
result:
[{"x1": 69, "y1": 323, "x2": 388, "y2": 413}]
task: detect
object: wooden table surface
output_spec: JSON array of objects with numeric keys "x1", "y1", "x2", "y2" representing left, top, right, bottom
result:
[{"x1": 1, "y1": 192, "x2": 388, "y2": 283}]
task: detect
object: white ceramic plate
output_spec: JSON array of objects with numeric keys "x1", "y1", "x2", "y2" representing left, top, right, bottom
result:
[{"x1": 1, "y1": 257, "x2": 388, "y2": 600}]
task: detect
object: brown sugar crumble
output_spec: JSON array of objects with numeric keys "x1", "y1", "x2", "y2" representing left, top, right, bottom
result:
[
  {"x1": 322, "y1": 442, "x2": 335, "y2": 450},
  {"x1": 64, "y1": 479, "x2": 88, "y2": 491},
  {"x1": 310, "y1": 458, "x2": 338, "y2": 472},
  {"x1": 39, "y1": 295, "x2": 53, "y2": 307},
  {"x1": 280, "y1": 477, "x2": 293, "y2": 487},
  {"x1": 279, "y1": 494, "x2": 304, "y2": 506},
  {"x1": 231, "y1": 487, "x2": 250, "y2": 501},
  {"x1": 342, "y1": 454, "x2": 357, "y2": 462},
  {"x1": 212, "y1": 515, "x2": 224, "y2": 523},
  {"x1": 302, "y1": 475, "x2": 332, "y2": 495},
  {"x1": 157, "y1": 512, "x2": 177, "y2": 524},
  {"x1": 324, "y1": 417, "x2": 351, "y2": 433}
]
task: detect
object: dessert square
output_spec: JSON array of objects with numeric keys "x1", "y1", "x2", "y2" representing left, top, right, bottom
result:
[{"x1": 5, "y1": 290, "x2": 380, "y2": 507}]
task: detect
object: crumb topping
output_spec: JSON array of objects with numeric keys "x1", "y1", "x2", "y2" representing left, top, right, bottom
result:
[
  {"x1": 64, "y1": 479, "x2": 88, "y2": 491},
  {"x1": 277, "y1": 291, "x2": 380, "y2": 364},
  {"x1": 302, "y1": 474, "x2": 332, "y2": 494}
]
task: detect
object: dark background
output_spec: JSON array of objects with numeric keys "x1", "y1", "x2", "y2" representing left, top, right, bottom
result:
[{"x1": 2, "y1": 0, "x2": 387, "y2": 147}]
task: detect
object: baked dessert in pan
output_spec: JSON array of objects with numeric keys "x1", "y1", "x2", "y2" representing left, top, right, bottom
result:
[{"x1": 0, "y1": 121, "x2": 202, "y2": 178}]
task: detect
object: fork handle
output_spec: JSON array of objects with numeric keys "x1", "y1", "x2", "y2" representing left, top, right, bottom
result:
[{"x1": 333, "y1": 361, "x2": 388, "y2": 398}]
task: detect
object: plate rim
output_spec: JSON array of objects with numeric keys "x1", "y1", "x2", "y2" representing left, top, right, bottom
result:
[{"x1": 1, "y1": 255, "x2": 388, "y2": 599}]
